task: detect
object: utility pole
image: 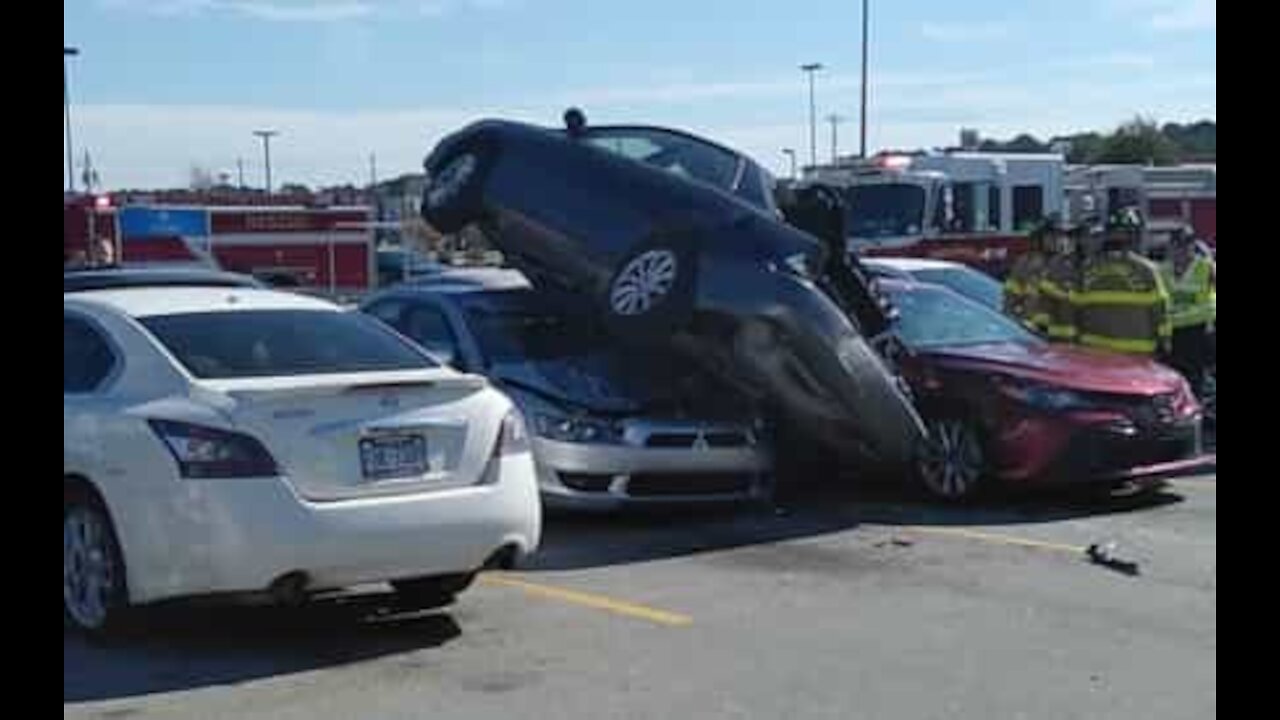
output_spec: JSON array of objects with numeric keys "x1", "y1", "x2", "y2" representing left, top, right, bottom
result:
[
  {"x1": 800, "y1": 63, "x2": 824, "y2": 168},
  {"x1": 237, "y1": 157, "x2": 245, "y2": 189},
  {"x1": 860, "y1": 0, "x2": 870, "y2": 158},
  {"x1": 65, "y1": 47, "x2": 80, "y2": 193},
  {"x1": 369, "y1": 152, "x2": 378, "y2": 188},
  {"x1": 253, "y1": 130, "x2": 279, "y2": 195},
  {"x1": 827, "y1": 114, "x2": 846, "y2": 163},
  {"x1": 782, "y1": 148, "x2": 797, "y2": 181}
]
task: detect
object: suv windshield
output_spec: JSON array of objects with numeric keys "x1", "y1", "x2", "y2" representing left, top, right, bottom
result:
[
  {"x1": 844, "y1": 184, "x2": 927, "y2": 240},
  {"x1": 141, "y1": 310, "x2": 436, "y2": 378},
  {"x1": 888, "y1": 284, "x2": 1039, "y2": 349}
]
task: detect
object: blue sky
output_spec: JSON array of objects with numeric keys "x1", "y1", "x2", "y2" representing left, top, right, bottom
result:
[{"x1": 64, "y1": 0, "x2": 1215, "y2": 190}]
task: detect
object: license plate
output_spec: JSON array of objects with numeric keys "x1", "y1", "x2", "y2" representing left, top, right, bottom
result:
[{"x1": 359, "y1": 434, "x2": 428, "y2": 480}]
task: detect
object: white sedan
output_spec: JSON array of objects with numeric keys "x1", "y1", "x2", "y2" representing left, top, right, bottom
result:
[{"x1": 64, "y1": 286, "x2": 541, "y2": 636}]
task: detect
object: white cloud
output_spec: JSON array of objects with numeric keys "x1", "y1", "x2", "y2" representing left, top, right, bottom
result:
[
  {"x1": 1149, "y1": 0, "x2": 1215, "y2": 30},
  {"x1": 1101, "y1": 0, "x2": 1215, "y2": 32},
  {"x1": 920, "y1": 21, "x2": 1013, "y2": 43},
  {"x1": 227, "y1": 2, "x2": 373, "y2": 22},
  {"x1": 95, "y1": 0, "x2": 514, "y2": 21}
]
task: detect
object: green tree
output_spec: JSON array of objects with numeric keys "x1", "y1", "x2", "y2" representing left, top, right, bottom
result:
[{"x1": 1097, "y1": 117, "x2": 1179, "y2": 165}]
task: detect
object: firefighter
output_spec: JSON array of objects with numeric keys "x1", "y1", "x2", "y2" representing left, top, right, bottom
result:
[
  {"x1": 1003, "y1": 218, "x2": 1053, "y2": 330},
  {"x1": 1161, "y1": 226, "x2": 1216, "y2": 386},
  {"x1": 1038, "y1": 221, "x2": 1083, "y2": 342},
  {"x1": 1075, "y1": 208, "x2": 1173, "y2": 356}
]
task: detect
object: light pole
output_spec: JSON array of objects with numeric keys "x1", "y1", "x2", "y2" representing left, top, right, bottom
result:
[
  {"x1": 827, "y1": 114, "x2": 846, "y2": 163},
  {"x1": 782, "y1": 148, "x2": 797, "y2": 181},
  {"x1": 800, "y1": 62, "x2": 824, "y2": 168},
  {"x1": 860, "y1": 0, "x2": 869, "y2": 158},
  {"x1": 253, "y1": 130, "x2": 279, "y2": 195},
  {"x1": 65, "y1": 47, "x2": 79, "y2": 193}
]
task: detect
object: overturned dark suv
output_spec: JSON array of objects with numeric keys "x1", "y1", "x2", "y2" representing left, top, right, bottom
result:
[{"x1": 420, "y1": 115, "x2": 926, "y2": 468}]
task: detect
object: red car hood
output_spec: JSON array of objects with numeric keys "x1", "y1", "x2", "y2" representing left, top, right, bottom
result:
[{"x1": 923, "y1": 342, "x2": 1186, "y2": 395}]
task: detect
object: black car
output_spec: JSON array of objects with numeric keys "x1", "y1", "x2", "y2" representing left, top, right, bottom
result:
[{"x1": 419, "y1": 115, "x2": 926, "y2": 468}]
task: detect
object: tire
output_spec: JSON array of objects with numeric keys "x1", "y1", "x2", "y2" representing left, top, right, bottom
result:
[
  {"x1": 914, "y1": 413, "x2": 988, "y2": 502},
  {"x1": 421, "y1": 137, "x2": 499, "y2": 234},
  {"x1": 391, "y1": 572, "x2": 477, "y2": 610},
  {"x1": 64, "y1": 485, "x2": 131, "y2": 639},
  {"x1": 602, "y1": 237, "x2": 698, "y2": 340}
]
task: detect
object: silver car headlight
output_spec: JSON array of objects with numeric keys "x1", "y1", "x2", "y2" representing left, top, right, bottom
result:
[{"x1": 533, "y1": 413, "x2": 624, "y2": 444}]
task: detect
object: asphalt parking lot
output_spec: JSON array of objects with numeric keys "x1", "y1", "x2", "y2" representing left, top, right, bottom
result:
[{"x1": 65, "y1": 473, "x2": 1215, "y2": 720}]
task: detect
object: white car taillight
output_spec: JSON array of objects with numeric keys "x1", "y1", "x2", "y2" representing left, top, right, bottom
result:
[{"x1": 148, "y1": 419, "x2": 279, "y2": 479}]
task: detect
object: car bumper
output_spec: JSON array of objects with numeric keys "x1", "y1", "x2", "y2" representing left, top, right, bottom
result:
[
  {"x1": 128, "y1": 453, "x2": 542, "y2": 605},
  {"x1": 998, "y1": 412, "x2": 1212, "y2": 485},
  {"x1": 533, "y1": 436, "x2": 771, "y2": 510}
]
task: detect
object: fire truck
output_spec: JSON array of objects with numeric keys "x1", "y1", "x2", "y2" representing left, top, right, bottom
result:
[
  {"x1": 64, "y1": 197, "x2": 377, "y2": 296},
  {"x1": 801, "y1": 151, "x2": 1065, "y2": 278},
  {"x1": 1064, "y1": 163, "x2": 1216, "y2": 253}
]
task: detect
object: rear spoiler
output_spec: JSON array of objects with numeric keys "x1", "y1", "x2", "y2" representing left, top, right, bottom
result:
[{"x1": 195, "y1": 370, "x2": 488, "y2": 401}]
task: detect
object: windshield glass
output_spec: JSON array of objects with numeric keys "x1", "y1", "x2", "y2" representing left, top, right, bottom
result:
[
  {"x1": 913, "y1": 267, "x2": 1004, "y2": 310},
  {"x1": 141, "y1": 310, "x2": 436, "y2": 378},
  {"x1": 888, "y1": 284, "x2": 1039, "y2": 349},
  {"x1": 844, "y1": 184, "x2": 927, "y2": 240},
  {"x1": 584, "y1": 128, "x2": 740, "y2": 193}
]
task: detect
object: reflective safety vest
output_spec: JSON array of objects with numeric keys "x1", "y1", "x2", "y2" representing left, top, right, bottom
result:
[
  {"x1": 1161, "y1": 256, "x2": 1216, "y2": 329},
  {"x1": 1004, "y1": 251, "x2": 1047, "y2": 330},
  {"x1": 1038, "y1": 254, "x2": 1079, "y2": 342},
  {"x1": 1075, "y1": 251, "x2": 1173, "y2": 356}
]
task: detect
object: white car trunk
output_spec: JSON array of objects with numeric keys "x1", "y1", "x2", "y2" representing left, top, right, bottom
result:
[{"x1": 198, "y1": 370, "x2": 501, "y2": 501}]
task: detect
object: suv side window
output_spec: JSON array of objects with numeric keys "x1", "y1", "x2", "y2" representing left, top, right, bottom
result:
[
  {"x1": 583, "y1": 128, "x2": 743, "y2": 198},
  {"x1": 64, "y1": 315, "x2": 116, "y2": 393},
  {"x1": 397, "y1": 304, "x2": 461, "y2": 367}
]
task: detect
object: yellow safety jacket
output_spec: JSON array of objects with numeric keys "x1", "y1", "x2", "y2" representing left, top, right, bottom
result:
[
  {"x1": 1161, "y1": 256, "x2": 1216, "y2": 329},
  {"x1": 1038, "y1": 254, "x2": 1079, "y2": 342},
  {"x1": 1004, "y1": 251, "x2": 1048, "y2": 330},
  {"x1": 1075, "y1": 251, "x2": 1173, "y2": 356}
]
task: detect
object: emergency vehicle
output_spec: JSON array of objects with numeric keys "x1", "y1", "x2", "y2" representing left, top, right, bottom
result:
[
  {"x1": 801, "y1": 152, "x2": 1065, "y2": 278},
  {"x1": 64, "y1": 197, "x2": 377, "y2": 296},
  {"x1": 1064, "y1": 164, "x2": 1216, "y2": 252}
]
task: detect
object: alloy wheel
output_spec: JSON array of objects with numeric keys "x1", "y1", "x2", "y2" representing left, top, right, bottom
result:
[
  {"x1": 63, "y1": 505, "x2": 120, "y2": 631},
  {"x1": 610, "y1": 249, "x2": 678, "y2": 316},
  {"x1": 917, "y1": 417, "x2": 985, "y2": 500}
]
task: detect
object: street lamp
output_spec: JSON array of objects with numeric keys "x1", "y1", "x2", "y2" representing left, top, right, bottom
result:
[
  {"x1": 800, "y1": 62, "x2": 824, "y2": 168},
  {"x1": 782, "y1": 148, "x2": 797, "y2": 181},
  {"x1": 860, "y1": 0, "x2": 870, "y2": 158},
  {"x1": 253, "y1": 130, "x2": 279, "y2": 195},
  {"x1": 65, "y1": 46, "x2": 79, "y2": 193}
]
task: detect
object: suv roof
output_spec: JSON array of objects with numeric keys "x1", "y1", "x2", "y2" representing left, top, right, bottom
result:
[{"x1": 64, "y1": 265, "x2": 266, "y2": 293}]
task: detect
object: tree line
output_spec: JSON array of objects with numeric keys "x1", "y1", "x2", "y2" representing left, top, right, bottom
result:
[{"x1": 971, "y1": 117, "x2": 1215, "y2": 165}]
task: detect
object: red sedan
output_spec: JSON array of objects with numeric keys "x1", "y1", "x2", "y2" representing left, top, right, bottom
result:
[{"x1": 880, "y1": 279, "x2": 1215, "y2": 500}]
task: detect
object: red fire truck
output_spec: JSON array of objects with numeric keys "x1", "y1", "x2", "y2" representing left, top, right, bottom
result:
[
  {"x1": 801, "y1": 153, "x2": 1216, "y2": 276},
  {"x1": 65, "y1": 197, "x2": 377, "y2": 296},
  {"x1": 802, "y1": 152, "x2": 1065, "y2": 278},
  {"x1": 1064, "y1": 164, "x2": 1216, "y2": 252}
]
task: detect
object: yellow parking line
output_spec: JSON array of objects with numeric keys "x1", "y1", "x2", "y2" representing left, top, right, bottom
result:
[
  {"x1": 480, "y1": 574, "x2": 693, "y2": 627},
  {"x1": 899, "y1": 525, "x2": 1086, "y2": 555}
]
